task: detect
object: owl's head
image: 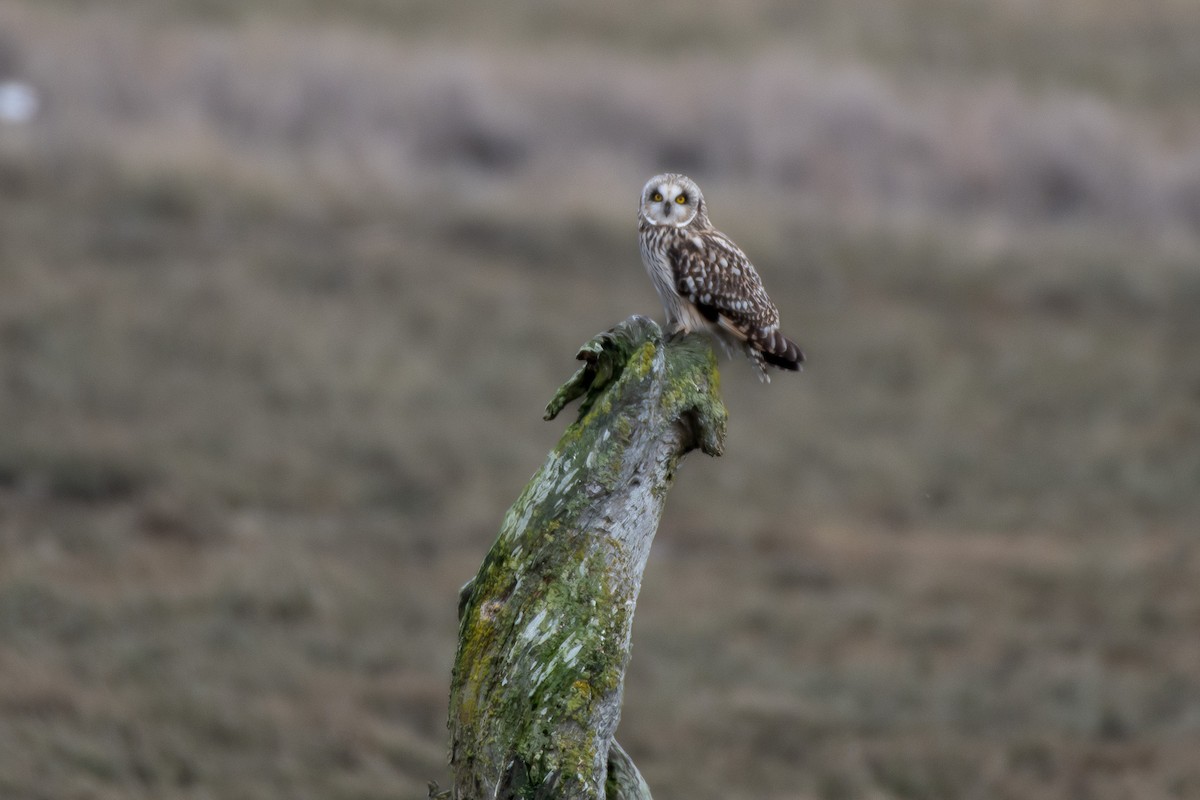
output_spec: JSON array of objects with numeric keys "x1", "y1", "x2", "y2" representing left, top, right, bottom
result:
[{"x1": 639, "y1": 173, "x2": 707, "y2": 228}]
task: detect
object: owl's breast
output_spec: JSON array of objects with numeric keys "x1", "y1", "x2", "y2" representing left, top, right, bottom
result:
[{"x1": 639, "y1": 225, "x2": 710, "y2": 333}]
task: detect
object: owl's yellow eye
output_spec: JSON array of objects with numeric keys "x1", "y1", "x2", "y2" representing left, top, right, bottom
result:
[
  {"x1": 650, "y1": 192, "x2": 663, "y2": 202},
  {"x1": 675, "y1": 194, "x2": 688, "y2": 204}
]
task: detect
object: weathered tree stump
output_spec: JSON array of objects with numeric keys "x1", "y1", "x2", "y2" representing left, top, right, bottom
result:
[{"x1": 447, "y1": 316, "x2": 727, "y2": 800}]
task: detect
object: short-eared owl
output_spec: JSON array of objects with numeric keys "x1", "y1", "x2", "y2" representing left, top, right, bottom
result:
[{"x1": 638, "y1": 173, "x2": 804, "y2": 380}]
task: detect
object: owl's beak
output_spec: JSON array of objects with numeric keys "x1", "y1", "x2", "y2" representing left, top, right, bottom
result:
[{"x1": 662, "y1": 202, "x2": 673, "y2": 215}]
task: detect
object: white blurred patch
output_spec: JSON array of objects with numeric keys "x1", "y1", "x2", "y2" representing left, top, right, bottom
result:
[{"x1": 0, "y1": 80, "x2": 38, "y2": 124}]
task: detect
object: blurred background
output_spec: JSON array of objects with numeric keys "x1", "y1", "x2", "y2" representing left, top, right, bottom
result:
[{"x1": 2, "y1": 1, "x2": 1199, "y2": 798}]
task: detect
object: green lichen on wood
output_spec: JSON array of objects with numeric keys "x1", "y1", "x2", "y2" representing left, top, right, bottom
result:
[{"x1": 448, "y1": 317, "x2": 725, "y2": 800}]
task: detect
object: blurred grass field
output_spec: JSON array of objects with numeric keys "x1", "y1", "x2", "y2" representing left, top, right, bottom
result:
[{"x1": 1, "y1": 1, "x2": 1200, "y2": 798}]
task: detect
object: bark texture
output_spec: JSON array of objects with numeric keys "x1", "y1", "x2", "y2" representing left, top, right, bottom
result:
[{"x1": 448, "y1": 316, "x2": 726, "y2": 800}]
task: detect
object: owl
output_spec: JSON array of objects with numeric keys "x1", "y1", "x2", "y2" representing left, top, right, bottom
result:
[{"x1": 638, "y1": 173, "x2": 804, "y2": 380}]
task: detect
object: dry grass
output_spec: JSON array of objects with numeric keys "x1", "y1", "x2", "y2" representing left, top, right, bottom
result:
[
  {"x1": 1, "y1": 1, "x2": 1199, "y2": 798},
  {"x1": 20, "y1": 0, "x2": 1200, "y2": 108}
]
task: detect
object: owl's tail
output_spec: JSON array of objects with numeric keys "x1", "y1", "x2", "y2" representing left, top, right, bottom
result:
[{"x1": 759, "y1": 329, "x2": 805, "y2": 371}]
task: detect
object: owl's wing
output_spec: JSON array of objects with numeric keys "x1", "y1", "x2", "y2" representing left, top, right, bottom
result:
[
  {"x1": 666, "y1": 229, "x2": 780, "y2": 334},
  {"x1": 667, "y1": 229, "x2": 804, "y2": 370}
]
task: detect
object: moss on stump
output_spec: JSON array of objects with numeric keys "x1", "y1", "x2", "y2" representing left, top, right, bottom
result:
[{"x1": 448, "y1": 317, "x2": 726, "y2": 800}]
